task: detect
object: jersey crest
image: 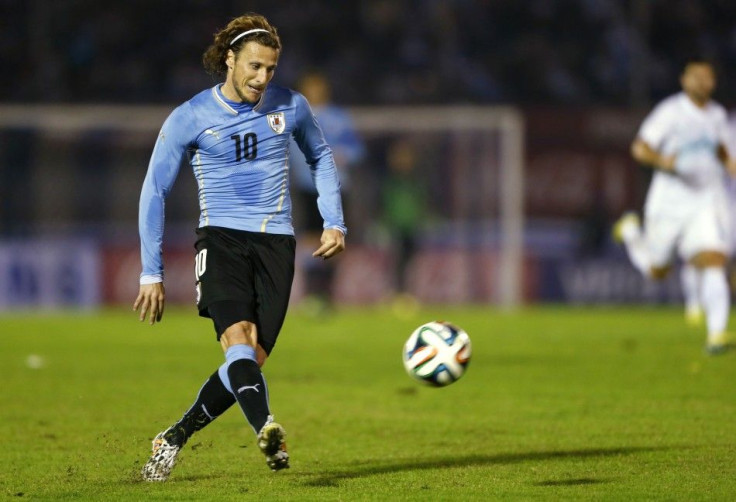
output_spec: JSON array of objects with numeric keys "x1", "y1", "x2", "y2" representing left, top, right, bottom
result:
[{"x1": 267, "y1": 112, "x2": 286, "y2": 134}]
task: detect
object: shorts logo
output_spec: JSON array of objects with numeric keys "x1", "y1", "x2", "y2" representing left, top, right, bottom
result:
[
  {"x1": 267, "y1": 112, "x2": 286, "y2": 134},
  {"x1": 195, "y1": 282, "x2": 202, "y2": 305}
]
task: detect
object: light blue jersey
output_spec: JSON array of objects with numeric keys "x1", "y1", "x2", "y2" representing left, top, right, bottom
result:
[{"x1": 139, "y1": 84, "x2": 346, "y2": 281}]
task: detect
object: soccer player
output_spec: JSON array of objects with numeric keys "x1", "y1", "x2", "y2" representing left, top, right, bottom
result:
[
  {"x1": 680, "y1": 109, "x2": 736, "y2": 328},
  {"x1": 134, "y1": 13, "x2": 346, "y2": 481},
  {"x1": 613, "y1": 59, "x2": 736, "y2": 354},
  {"x1": 288, "y1": 70, "x2": 364, "y2": 311}
]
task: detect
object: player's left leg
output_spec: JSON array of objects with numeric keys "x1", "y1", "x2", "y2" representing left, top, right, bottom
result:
[
  {"x1": 246, "y1": 232, "x2": 296, "y2": 470},
  {"x1": 681, "y1": 201, "x2": 733, "y2": 354},
  {"x1": 691, "y1": 251, "x2": 733, "y2": 354},
  {"x1": 219, "y1": 321, "x2": 274, "y2": 433},
  {"x1": 217, "y1": 316, "x2": 289, "y2": 471},
  {"x1": 680, "y1": 263, "x2": 704, "y2": 326}
]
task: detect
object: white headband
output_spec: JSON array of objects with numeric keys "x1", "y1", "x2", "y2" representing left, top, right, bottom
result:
[{"x1": 230, "y1": 29, "x2": 270, "y2": 46}]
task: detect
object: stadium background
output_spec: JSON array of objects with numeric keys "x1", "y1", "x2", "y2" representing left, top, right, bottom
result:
[{"x1": 2, "y1": 0, "x2": 736, "y2": 310}]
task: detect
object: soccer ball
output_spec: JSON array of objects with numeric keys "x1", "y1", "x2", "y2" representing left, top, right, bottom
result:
[{"x1": 402, "y1": 321, "x2": 471, "y2": 387}]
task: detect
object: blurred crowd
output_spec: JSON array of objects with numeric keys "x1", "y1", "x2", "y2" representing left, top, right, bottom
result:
[{"x1": 3, "y1": 0, "x2": 736, "y2": 107}]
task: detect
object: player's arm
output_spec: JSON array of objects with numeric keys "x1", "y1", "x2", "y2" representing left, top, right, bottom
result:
[
  {"x1": 630, "y1": 138, "x2": 676, "y2": 172},
  {"x1": 715, "y1": 111, "x2": 736, "y2": 176},
  {"x1": 134, "y1": 282, "x2": 166, "y2": 325},
  {"x1": 134, "y1": 105, "x2": 192, "y2": 324},
  {"x1": 632, "y1": 101, "x2": 677, "y2": 172},
  {"x1": 292, "y1": 93, "x2": 347, "y2": 259},
  {"x1": 716, "y1": 143, "x2": 736, "y2": 177}
]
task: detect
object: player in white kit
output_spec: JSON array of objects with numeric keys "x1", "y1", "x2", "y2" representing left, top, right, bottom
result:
[
  {"x1": 679, "y1": 109, "x2": 736, "y2": 329},
  {"x1": 614, "y1": 59, "x2": 736, "y2": 354}
]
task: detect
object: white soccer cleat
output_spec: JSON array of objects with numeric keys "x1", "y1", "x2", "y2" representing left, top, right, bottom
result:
[
  {"x1": 257, "y1": 418, "x2": 289, "y2": 471},
  {"x1": 612, "y1": 211, "x2": 640, "y2": 244},
  {"x1": 142, "y1": 431, "x2": 181, "y2": 482}
]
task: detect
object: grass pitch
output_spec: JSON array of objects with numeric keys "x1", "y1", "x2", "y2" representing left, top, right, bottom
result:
[{"x1": 2, "y1": 305, "x2": 736, "y2": 500}]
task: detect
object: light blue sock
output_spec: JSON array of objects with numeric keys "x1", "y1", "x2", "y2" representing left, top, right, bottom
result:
[
  {"x1": 218, "y1": 363, "x2": 232, "y2": 393},
  {"x1": 218, "y1": 344, "x2": 257, "y2": 394}
]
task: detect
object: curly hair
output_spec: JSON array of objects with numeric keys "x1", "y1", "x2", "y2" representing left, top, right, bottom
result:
[{"x1": 202, "y1": 13, "x2": 282, "y2": 76}]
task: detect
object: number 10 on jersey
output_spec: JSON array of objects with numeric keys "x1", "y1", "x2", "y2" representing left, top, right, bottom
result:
[{"x1": 230, "y1": 133, "x2": 258, "y2": 161}]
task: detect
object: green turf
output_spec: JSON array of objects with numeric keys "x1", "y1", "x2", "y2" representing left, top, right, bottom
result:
[{"x1": 2, "y1": 305, "x2": 735, "y2": 500}]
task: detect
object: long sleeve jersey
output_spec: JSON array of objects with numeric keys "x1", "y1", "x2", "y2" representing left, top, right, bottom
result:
[{"x1": 139, "y1": 84, "x2": 346, "y2": 282}]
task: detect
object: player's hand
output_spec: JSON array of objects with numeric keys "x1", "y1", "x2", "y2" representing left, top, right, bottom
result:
[
  {"x1": 133, "y1": 282, "x2": 166, "y2": 325},
  {"x1": 658, "y1": 154, "x2": 676, "y2": 172},
  {"x1": 726, "y1": 158, "x2": 736, "y2": 177},
  {"x1": 312, "y1": 228, "x2": 345, "y2": 260}
]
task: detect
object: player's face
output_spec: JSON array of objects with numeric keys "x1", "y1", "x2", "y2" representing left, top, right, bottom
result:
[
  {"x1": 225, "y1": 42, "x2": 279, "y2": 103},
  {"x1": 680, "y1": 63, "x2": 716, "y2": 105}
]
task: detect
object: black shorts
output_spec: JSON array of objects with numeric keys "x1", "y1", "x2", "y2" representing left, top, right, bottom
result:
[{"x1": 194, "y1": 226, "x2": 296, "y2": 355}]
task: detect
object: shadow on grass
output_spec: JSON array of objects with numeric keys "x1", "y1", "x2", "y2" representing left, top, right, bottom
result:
[
  {"x1": 533, "y1": 477, "x2": 608, "y2": 486},
  {"x1": 302, "y1": 446, "x2": 668, "y2": 487}
]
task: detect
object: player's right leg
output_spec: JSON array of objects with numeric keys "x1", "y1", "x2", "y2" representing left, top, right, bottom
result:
[
  {"x1": 142, "y1": 370, "x2": 236, "y2": 481},
  {"x1": 691, "y1": 252, "x2": 733, "y2": 354},
  {"x1": 142, "y1": 431, "x2": 181, "y2": 482},
  {"x1": 143, "y1": 349, "x2": 261, "y2": 480}
]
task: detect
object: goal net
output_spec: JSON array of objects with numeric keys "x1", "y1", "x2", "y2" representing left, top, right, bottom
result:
[
  {"x1": 0, "y1": 105, "x2": 524, "y2": 308},
  {"x1": 344, "y1": 106, "x2": 524, "y2": 308}
]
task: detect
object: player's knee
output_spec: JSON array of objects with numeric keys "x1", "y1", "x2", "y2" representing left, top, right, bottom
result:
[
  {"x1": 256, "y1": 345, "x2": 268, "y2": 367},
  {"x1": 220, "y1": 321, "x2": 258, "y2": 350},
  {"x1": 650, "y1": 266, "x2": 671, "y2": 281},
  {"x1": 690, "y1": 251, "x2": 728, "y2": 269}
]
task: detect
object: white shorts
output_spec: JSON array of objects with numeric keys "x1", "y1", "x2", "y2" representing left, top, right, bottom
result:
[{"x1": 644, "y1": 200, "x2": 732, "y2": 267}]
